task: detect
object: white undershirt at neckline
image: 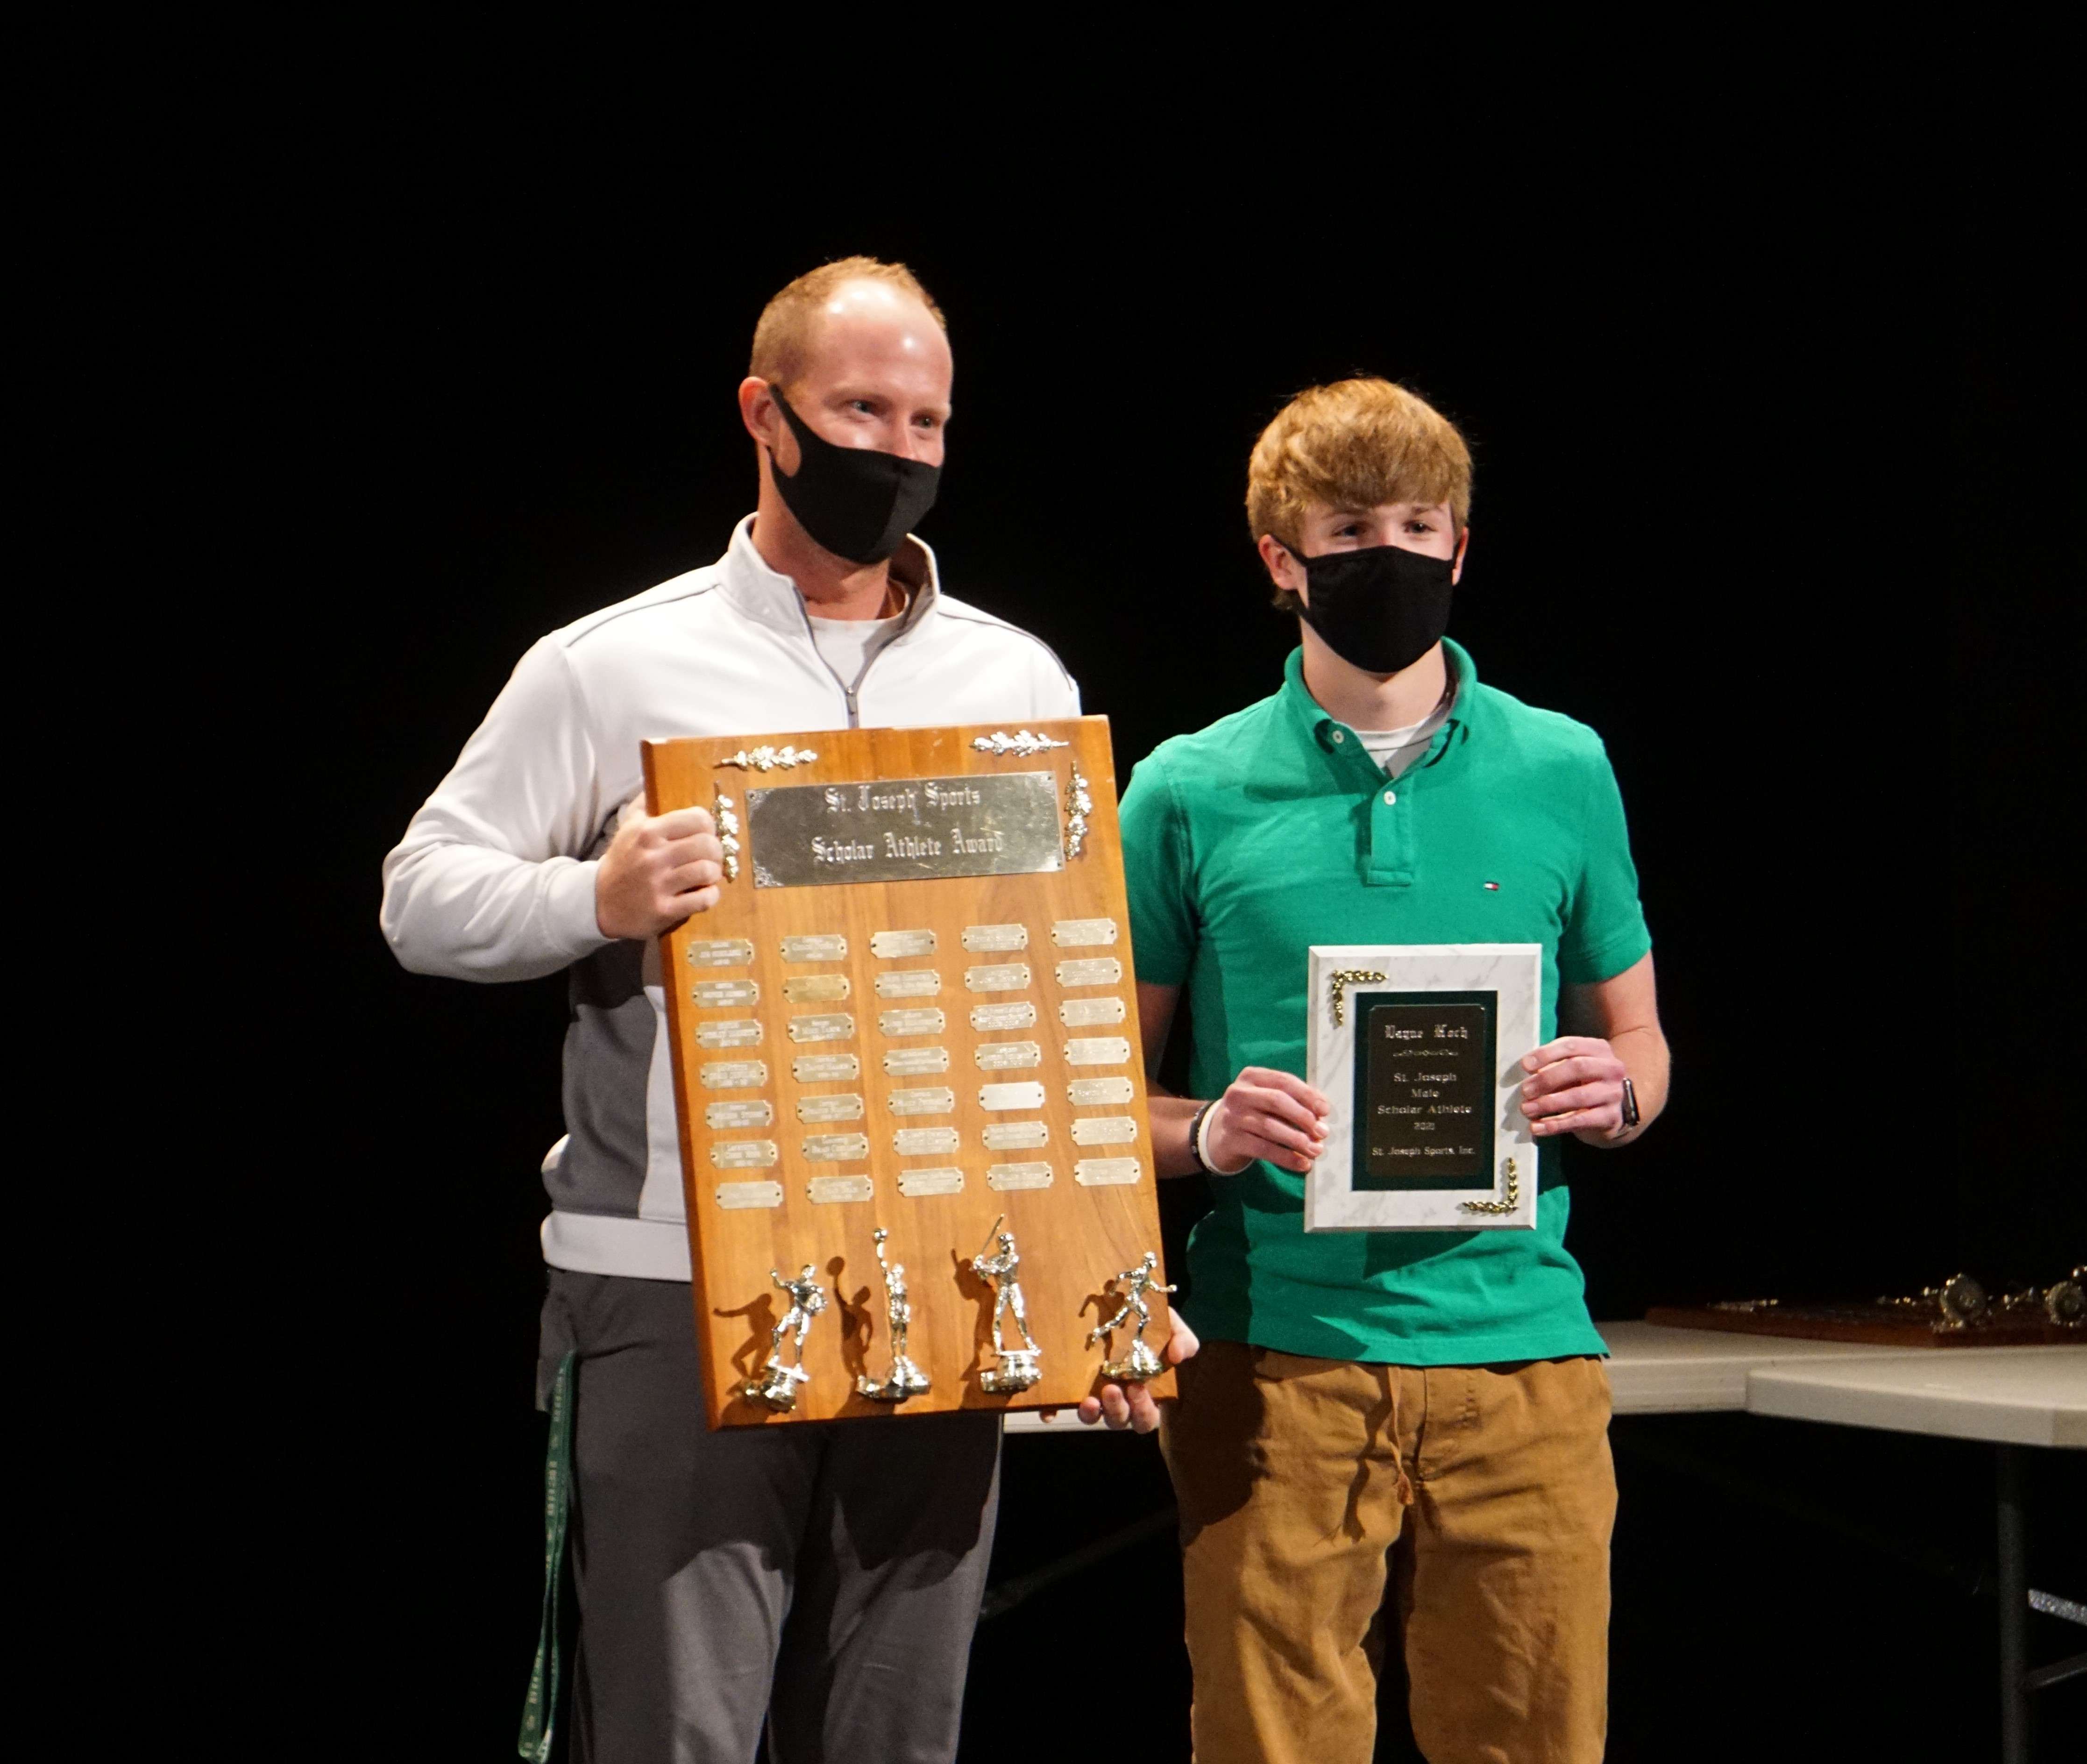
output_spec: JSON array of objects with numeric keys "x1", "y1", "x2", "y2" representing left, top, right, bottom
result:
[
  {"x1": 1352, "y1": 692, "x2": 1454, "y2": 779},
  {"x1": 806, "y1": 612, "x2": 901, "y2": 691}
]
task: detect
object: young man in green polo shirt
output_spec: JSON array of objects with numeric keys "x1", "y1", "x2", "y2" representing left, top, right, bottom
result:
[{"x1": 1119, "y1": 377, "x2": 1670, "y2": 1764}]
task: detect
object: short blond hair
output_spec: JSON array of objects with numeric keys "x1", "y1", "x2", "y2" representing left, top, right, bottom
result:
[
  {"x1": 749, "y1": 256, "x2": 946, "y2": 389},
  {"x1": 1247, "y1": 378, "x2": 1473, "y2": 611}
]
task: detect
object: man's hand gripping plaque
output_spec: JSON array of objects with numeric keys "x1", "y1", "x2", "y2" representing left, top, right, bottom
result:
[{"x1": 596, "y1": 801, "x2": 726, "y2": 939}]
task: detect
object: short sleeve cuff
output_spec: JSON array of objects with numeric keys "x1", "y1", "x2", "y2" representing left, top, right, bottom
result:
[{"x1": 1556, "y1": 924, "x2": 1651, "y2": 989}]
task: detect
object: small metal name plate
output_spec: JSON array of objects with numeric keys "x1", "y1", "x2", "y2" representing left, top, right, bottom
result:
[
  {"x1": 1067, "y1": 1077, "x2": 1134, "y2": 1106},
  {"x1": 979, "y1": 1081, "x2": 1048, "y2": 1112},
  {"x1": 688, "y1": 938, "x2": 755, "y2": 967},
  {"x1": 887, "y1": 1086, "x2": 955, "y2": 1116},
  {"x1": 1055, "y1": 958, "x2": 1122, "y2": 988},
  {"x1": 792, "y1": 1054, "x2": 859, "y2": 1083},
  {"x1": 987, "y1": 1162, "x2": 1055, "y2": 1192},
  {"x1": 783, "y1": 974, "x2": 851, "y2": 1003},
  {"x1": 983, "y1": 1121, "x2": 1050, "y2": 1150},
  {"x1": 898, "y1": 1167, "x2": 964, "y2": 1197},
  {"x1": 781, "y1": 934, "x2": 848, "y2": 962},
  {"x1": 711, "y1": 1139, "x2": 779, "y2": 1170},
  {"x1": 1071, "y1": 1116, "x2": 1138, "y2": 1145},
  {"x1": 700, "y1": 1060, "x2": 768, "y2": 1090},
  {"x1": 971, "y1": 1002, "x2": 1037, "y2": 1031},
  {"x1": 714, "y1": 1180, "x2": 783, "y2": 1209},
  {"x1": 961, "y1": 923, "x2": 1029, "y2": 952},
  {"x1": 1050, "y1": 918, "x2": 1118, "y2": 947},
  {"x1": 878, "y1": 1008, "x2": 946, "y2": 1037},
  {"x1": 871, "y1": 929, "x2": 937, "y2": 958},
  {"x1": 975, "y1": 1042, "x2": 1042, "y2": 1072},
  {"x1": 705, "y1": 1100, "x2": 773, "y2": 1130},
  {"x1": 696, "y1": 1018, "x2": 764, "y2": 1048},
  {"x1": 788, "y1": 1013, "x2": 854, "y2": 1044},
  {"x1": 802, "y1": 1132, "x2": 871, "y2": 1162},
  {"x1": 694, "y1": 980, "x2": 760, "y2": 1009},
  {"x1": 1065, "y1": 1037, "x2": 1132, "y2": 1066},
  {"x1": 883, "y1": 1046, "x2": 950, "y2": 1076},
  {"x1": 746, "y1": 773, "x2": 1063, "y2": 888},
  {"x1": 894, "y1": 1126, "x2": 961, "y2": 1156},
  {"x1": 965, "y1": 963, "x2": 1031, "y2": 993},
  {"x1": 1074, "y1": 1157, "x2": 1143, "y2": 1187},
  {"x1": 1059, "y1": 996, "x2": 1126, "y2": 1027},
  {"x1": 873, "y1": 970, "x2": 941, "y2": 998},
  {"x1": 796, "y1": 1093, "x2": 864, "y2": 1124},
  {"x1": 808, "y1": 1175, "x2": 874, "y2": 1204}
]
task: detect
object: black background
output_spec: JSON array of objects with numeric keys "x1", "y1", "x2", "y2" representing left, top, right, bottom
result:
[{"x1": 205, "y1": 123, "x2": 2083, "y2": 1760}]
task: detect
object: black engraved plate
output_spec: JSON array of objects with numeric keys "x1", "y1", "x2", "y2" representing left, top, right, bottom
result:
[
  {"x1": 745, "y1": 773, "x2": 1063, "y2": 888},
  {"x1": 1353, "y1": 992, "x2": 1496, "y2": 1191}
]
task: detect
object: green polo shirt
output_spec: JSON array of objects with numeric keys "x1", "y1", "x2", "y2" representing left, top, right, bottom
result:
[{"x1": 1119, "y1": 640, "x2": 1650, "y2": 1365}]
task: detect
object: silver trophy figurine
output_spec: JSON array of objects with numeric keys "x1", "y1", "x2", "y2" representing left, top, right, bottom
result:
[
  {"x1": 1086, "y1": 1250, "x2": 1178, "y2": 1384},
  {"x1": 745, "y1": 1264, "x2": 827, "y2": 1412},
  {"x1": 857, "y1": 1227, "x2": 932, "y2": 1402},
  {"x1": 971, "y1": 1218, "x2": 1042, "y2": 1394}
]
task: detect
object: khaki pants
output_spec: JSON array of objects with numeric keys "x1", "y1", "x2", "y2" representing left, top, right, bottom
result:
[{"x1": 1161, "y1": 1340, "x2": 1615, "y2": 1764}]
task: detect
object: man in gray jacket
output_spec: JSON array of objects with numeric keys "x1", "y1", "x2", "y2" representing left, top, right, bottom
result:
[{"x1": 383, "y1": 257, "x2": 1142, "y2": 1762}]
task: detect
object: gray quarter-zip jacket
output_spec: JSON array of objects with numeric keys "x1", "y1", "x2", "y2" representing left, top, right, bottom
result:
[{"x1": 381, "y1": 517, "x2": 1080, "y2": 1280}]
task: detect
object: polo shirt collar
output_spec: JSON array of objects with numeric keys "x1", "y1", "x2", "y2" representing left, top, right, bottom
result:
[
  {"x1": 1281, "y1": 638, "x2": 1479, "y2": 773},
  {"x1": 717, "y1": 513, "x2": 941, "y2": 640}
]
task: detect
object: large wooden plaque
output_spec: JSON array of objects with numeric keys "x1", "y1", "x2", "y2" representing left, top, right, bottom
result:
[{"x1": 643, "y1": 717, "x2": 1176, "y2": 1427}]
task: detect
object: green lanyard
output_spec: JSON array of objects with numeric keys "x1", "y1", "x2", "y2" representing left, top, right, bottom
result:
[{"x1": 517, "y1": 1351, "x2": 575, "y2": 1763}]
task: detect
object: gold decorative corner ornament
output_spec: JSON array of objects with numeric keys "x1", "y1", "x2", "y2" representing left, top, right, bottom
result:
[
  {"x1": 971, "y1": 730, "x2": 1069, "y2": 758},
  {"x1": 1327, "y1": 969, "x2": 1388, "y2": 1027},
  {"x1": 715, "y1": 790, "x2": 741, "y2": 882},
  {"x1": 1462, "y1": 1157, "x2": 1521, "y2": 1217},
  {"x1": 717, "y1": 745, "x2": 820, "y2": 771},
  {"x1": 1065, "y1": 762, "x2": 1093, "y2": 860}
]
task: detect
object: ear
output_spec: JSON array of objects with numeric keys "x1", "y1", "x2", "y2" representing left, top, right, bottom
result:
[
  {"x1": 1451, "y1": 525, "x2": 1470, "y2": 587},
  {"x1": 1257, "y1": 533, "x2": 1307, "y2": 604},
  {"x1": 738, "y1": 376, "x2": 777, "y2": 446}
]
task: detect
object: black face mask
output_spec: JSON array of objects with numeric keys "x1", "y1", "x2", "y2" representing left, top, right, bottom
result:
[
  {"x1": 1282, "y1": 540, "x2": 1456, "y2": 675},
  {"x1": 767, "y1": 389, "x2": 941, "y2": 566}
]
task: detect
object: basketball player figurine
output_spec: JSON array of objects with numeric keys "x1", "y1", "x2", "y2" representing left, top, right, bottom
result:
[
  {"x1": 858, "y1": 1227, "x2": 932, "y2": 1401},
  {"x1": 746, "y1": 1263, "x2": 827, "y2": 1412}
]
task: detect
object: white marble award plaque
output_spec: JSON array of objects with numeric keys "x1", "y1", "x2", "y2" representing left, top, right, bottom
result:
[{"x1": 1304, "y1": 944, "x2": 1541, "y2": 1232}]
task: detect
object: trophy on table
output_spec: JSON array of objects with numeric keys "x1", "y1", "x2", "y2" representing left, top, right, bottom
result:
[
  {"x1": 972, "y1": 1220, "x2": 1042, "y2": 1394},
  {"x1": 1086, "y1": 1250, "x2": 1178, "y2": 1384},
  {"x1": 745, "y1": 1265, "x2": 827, "y2": 1412},
  {"x1": 857, "y1": 1227, "x2": 932, "y2": 1402}
]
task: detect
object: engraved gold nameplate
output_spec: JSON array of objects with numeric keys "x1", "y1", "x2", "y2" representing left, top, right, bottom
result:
[
  {"x1": 983, "y1": 1121, "x2": 1050, "y2": 1150},
  {"x1": 781, "y1": 934, "x2": 848, "y2": 962},
  {"x1": 987, "y1": 1162, "x2": 1055, "y2": 1191},
  {"x1": 870, "y1": 929, "x2": 937, "y2": 958},
  {"x1": 808, "y1": 1175, "x2": 873, "y2": 1203},
  {"x1": 791, "y1": 1053, "x2": 859, "y2": 1082},
  {"x1": 745, "y1": 773, "x2": 1063, "y2": 888},
  {"x1": 714, "y1": 1180, "x2": 783, "y2": 1209},
  {"x1": 975, "y1": 1042, "x2": 1042, "y2": 1071},
  {"x1": 971, "y1": 1001, "x2": 1037, "y2": 1031},
  {"x1": 688, "y1": 938, "x2": 755, "y2": 967},
  {"x1": 887, "y1": 1086, "x2": 955, "y2": 1115},
  {"x1": 873, "y1": 969, "x2": 941, "y2": 998},
  {"x1": 700, "y1": 1060, "x2": 768, "y2": 1089},
  {"x1": 1074, "y1": 1157, "x2": 1143, "y2": 1187},
  {"x1": 802, "y1": 1132, "x2": 871, "y2": 1162},
  {"x1": 783, "y1": 974, "x2": 851, "y2": 1003},
  {"x1": 961, "y1": 923, "x2": 1029, "y2": 952},
  {"x1": 1071, "y1": 1116, "x2": 1139, "y2": 1145},
  {"x1": 1055, "y1": 958, "x2": 1122, "y2": 988},
  {"x1": 1059, "y1": 996, "x2": 1126, "y2": 1027},
  {"x1": 711, "y1": 1139, "x2": 779, "y2": 1169},
  {"x1": 898, "y1": 1167, "x2": 965, "y2": 1197},
  {"x1": 706, "y1": 1100, "x2": 773, "y2": 1130},
  {"x1": 796, "y1": 1094, "x2": 864, "y2": 1124},
  {"x1": 894, "y1": 1126, "x2": 961, "y2": 1156},
  {"x1": 883, "y1": 1046, "x2": 951, "y2": 1076},
  {"x1": 1067, "y1": 1077, "x2": 1135, "y2": 1106},
  {"x1": 696, "y1": 1018, "x2": 764, "y2": 1048},
  {"x1": 788, "y1": 1013, "x2": 854, "y2": 1044},
  {"x1": 1065, "y1": 1037, "x2": 1132, "y2": 1066},
  {"x1": 694, "y1": 980, "x2": 760, "y2": 1008},
  {"x1": 1050, "y1": 918, "x2": 1118, "y2": 947},
  {"x1": 979, "y1": 1081, "x2": 1048, "y2": 1111},
  {"x1": 878, "y1": 1008, "x2": 946, "y2": 1037},
  {"x1": 965, "y1": 963, "x2": 1031, "y2": 992}
]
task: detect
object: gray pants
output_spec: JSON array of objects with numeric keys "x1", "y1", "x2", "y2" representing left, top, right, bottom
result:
[{"x1": 539, "y1": 1269, "x2": 1001, "y2": 1764}]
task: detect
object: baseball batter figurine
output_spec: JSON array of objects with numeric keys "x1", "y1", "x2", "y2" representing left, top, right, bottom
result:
[{"x1": 972, "y1": 1223, "x2": 1042, "y2": 1394}]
